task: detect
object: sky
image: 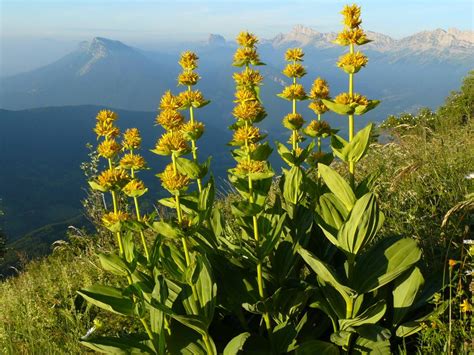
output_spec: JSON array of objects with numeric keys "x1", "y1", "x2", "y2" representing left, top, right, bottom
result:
[{"x1": 1, "y1": 0, "x2": 473, "y2": 42}]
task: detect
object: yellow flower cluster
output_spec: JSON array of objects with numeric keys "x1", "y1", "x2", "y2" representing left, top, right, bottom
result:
[
  {"x1": 232, "y1": 126, "x2": 262, "y2": 145},
  {"x1": 154, "y1": 131, "x2": 189, "y2": 156},
  {"x1": 178, "y1": 51, "x2": 199, "y2": 70},
  {"x1": 235, "y1": 160, "x2": 266, "y2": 174},
  {"x1": 304, "y1": 120, "x2": 332, "y2": 138},
  {"x1": 282, "y1": 63, "x2": 306, "y2": 78},
  {"x1": 160, "y1": 164, "x2": 190, "y2": 192},
  {"x1": 178, "y1": 90, "x2": 207, "y2": 109},
  {"x1": 181, "y1": 121, "x2": 205, "y2": 141},
  {"x1": 233, "y1": 69, "x2": 264, "y2": 88},
  {"x1": 97, "y1": 139, "x2": 121, "y2": 159},
  {"x1": 341, "y1": 4, "x2": 362, "y2": 28},
  {"x1": 233, "y1": 47, "x2": 260, "y2": 66},
  {"x1": 282, "y1": 113, "x2": 305, "y2": 130},
  {"x1": 335, "y1": 92, "x2": 369, "y2": 106},
  {"x1": 102, "y1": 211, "x2": 130, "y2": 228},
  {"x1": 178, "y1": 72, "x2": 199, "y2": 86},
  {"x1": 337, "y1": 51, "x2": 368, "y2": 74},
  {"x1": 160, "y1": 91, "x2": 182, "y2": 111},
  {"x1": 285, "y1": 48, "x2": 304, "y2": 62},
  {"x1": 96, "y1": 169, "x2": 129, "y2": 191},
  {"x1": 308, "y1": 78, "x2": 330, "y2": 115},
  {"x1": 94, "y1": 110, "x2": 119, "y2": 138},
  {"x1": 119, "y1": 153, "x2": 146, "y2": 170},
  {"x1": 122, "y1": 178, "x2": 147, "y2": 197},
  {"x1": 122, "y1": 128, "x2": 142, "y2": 150},
  {"x1": 232, "y1": 100, "x2": 266, "y2": 122},
  {"x1": 236, "y1": 31, "x2": 259, "y2": 47},
  {"x1": 279, "y1": 83, "x2": 307, "y2": 101},
  {"x1": 334, "y1": 4, "x2": 370, "y2": 47},
  {"x1": 156, "y1": 109, "x2": 184, "y2": 131}
]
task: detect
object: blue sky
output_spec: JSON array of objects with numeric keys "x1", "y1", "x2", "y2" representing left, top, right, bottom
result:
[{"x1": 1, "y1": 0, "x2": 473, "y2": 42}]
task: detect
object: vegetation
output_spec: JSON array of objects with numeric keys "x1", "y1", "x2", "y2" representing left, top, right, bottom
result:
[{"x1": 0, "y1": 5, "x2": 472, "y2": 355}]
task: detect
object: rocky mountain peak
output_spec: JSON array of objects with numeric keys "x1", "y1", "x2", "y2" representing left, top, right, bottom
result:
[{"x1": 208, "y1": 34, "x2": 226, "y2": 45}]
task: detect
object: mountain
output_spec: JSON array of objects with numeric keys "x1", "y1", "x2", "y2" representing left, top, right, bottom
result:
[{"x1": 0, "y1": 37, "x2": 176, "y2": 111}]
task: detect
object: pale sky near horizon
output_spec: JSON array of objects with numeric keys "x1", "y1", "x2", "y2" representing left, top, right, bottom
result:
[{"x1": 1, "y1": 0, "x2": 473, "y2": 43}]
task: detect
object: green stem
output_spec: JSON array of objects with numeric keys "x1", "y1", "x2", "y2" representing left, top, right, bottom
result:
[
  {"x1": 188, "y1": 85, "x2": 203, "y2": 193},
  {"x1": 348, "y1": 43, "x2": 355, "y2": 187},
  {"x1": 107, "y1": 157, "x2": 124, "y2": 255}
]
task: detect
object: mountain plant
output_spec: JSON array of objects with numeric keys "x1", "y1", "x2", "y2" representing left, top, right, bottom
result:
[{"x1": 77, "y1": 4, "x2": 442, "y2": 354}]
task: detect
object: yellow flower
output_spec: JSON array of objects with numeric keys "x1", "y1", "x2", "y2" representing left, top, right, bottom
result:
[
  {"x1": 179, "y1": 51, "x2": 199, "y2": 70},
  {"x1": 96, "y1": 110, "x2": 118, "y2": 123},
  {"x1": 236, "y1": 160, "x2": 266, "y2": 174},
  {"x1": 94, "y1": 121, "x2": 120, "y2": 138},
  {"x1": 159, "y1": 91, "x2": 182, "y2": 111},
  {"x1": 448, "y1": 259, "x2": 457, "y2": 268},
  {"x1": 279, "y1": 84, "x2": 307, "y2": 101},
  {"x1": 286, "y1": 131, "x2": 304, "y2": 145},
  {"x1": 154, "y1": 131, "x2": 189, "y2": 156},
  {"x1": 308, "y1": 100, "x2": 329, "y2": 115},
  {"x1": 119, "y1": 153, "x2": 146, "y2": 170},
  {"x1": 282, "y1": 113, "x2": 305, "y2": 130},
  {"x1": 282, "y1": 63, "x2": 306, "y2": 78},
  {"x1": 285, "y1": 48, "x2": 304, "y2": 62},
  {"x1": 181, "y1": 121, "x2": 205, "y2": 141},
  {"x1": 102, "y1": 211, "x2": 130, "y2": 228},
  {"x1": 96, "y1": 169, "x2": 129, "y2": 190},
  {"x1": 304, "y1": 120, "x2": 332, "y2": 138},
  {"x1": 178, "y1": 71, "x2": 200, "y2": 86},
  {"x1": 156, "y1": 109, "x2": 184, "y2": 131},
  {"x1": 178, "y1": 90, "x2": 207, "y2": 108},
  {"x1": 341, "y1": 4, "x2": 362, "y2": 28},
  {"x1": 232, "y1": 126, "x2": 262, "y2": 145},
  {"x1": 233, "y1": 69, "x2": 264, "y2": 87},
  {"x1": 234, "y1": 88, "x2": 257, "y2": 103},
  {"x1": 334, "y1": 92, "x2": 369, "y2": 106},
  {"x1": 236, "y1": 31, "x2": 259, "y2": 47},
  {"x1": 460, "y1": 299, "x2": 472, "y2": 313},
  {"x1": 335, "y1": 28, "x2": 370, "y2": 46},
  {"x1": 309, "y1": 77, "x2": 330, "y2": 100},
  {"x1": 233, "y1": 47, "x2": 260, "y2": 65},
  {"x1": 122, "y1": 128, "x2": 142, "y2": 150},
  {"x1": 97, "y1": 139, "x2": 121, "y2": 159},
  {"x1": 337, "y1": 51, "x2": 368, "y2": 74},
  {"x1": 232, "y1": 101, "x2": 266, "y2": 122},
  {"x1": 160, "y1": 163, "x2": 190, "y2": 192},
  {"x1": 123, "y1": 179, "x2": 147, "y2": 197}
]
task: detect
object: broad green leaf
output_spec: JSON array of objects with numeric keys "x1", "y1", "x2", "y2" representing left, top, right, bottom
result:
[
  {"x1": 272, "y1": 321, "x2": 297, "y2": 354},
  {"x1": 283, "y1": 166, "x2": 304, "y2": 204},
  {"x1": 231, "y1": 200, "x2": 263, "y2": 217},
  {"x1": 330, "y1": 134, "x2": 348, "y2": 162},
  {"x1": 345, "y1": 124, "x2": 372, "y2": 163},
  {"x1": 352, "y1": 325, "x2": 391, "y2": 355},
  {"x1": 322, "y1": 99, "x2": 353, "y2": 115},
  {"x1": 77, "y1": 284, "x2": 134, "y2": 316},
  {"x1": 353, "y1": 237, "x2": 422, "y2": 293},
  {"x1": 259, "y1": 213, "x2": 287, "y2": 259},
  {"x1": 315, "y1": 192, "x2": 349, "y2": 247},
  {"x1": 354, "y1": 100, "x2": 380, "y2": 115},
  {"x1": 392, "y1": 267, "x2": 424, "y2": 325},
  {"x1": 198, "y1": 176, "x2": 215, "y2": 213},
  {"x1": 296, "y1": 340, "x2": 340, "y2": 354},
  {"x1": 339, "y1": 300, "x2": 386, "y2": 330},
  {"x1": 194, "y1": 255, "x2": 217, "y2": 325},
  {"x1": 80, "y1": 336, "x2": 154, "y2": 354},
  {"x1": 318, "y1": 164, "x2": 356, "y2": 211},
  {"x1": 276, "y1": 141, "x2": 295, "y2": 165},
  {"x1": 337, "y1": 193, "x2": 384, "y2": 256},
  {"x1": 152, "y1": 220, "x2": 183, "y2": 239},
  {"x1": 98, "y1": 253, "x2": 129, "y2": 277},
  {"x1": 224, "y1": 332, "x2": 251, "y2": 355},
  {"x1": 250, "y1": 142, "x2": 273, "y2": 161},
  {"x1": 176, "y1": 157, "x2": 202, "y2": 179},
  {"x1": 298, "y1": 248, "x2": 357, "y2": 301}
]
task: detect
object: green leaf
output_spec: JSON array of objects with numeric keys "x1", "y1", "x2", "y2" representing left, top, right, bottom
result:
[
  {"x1": 296, "y1": 340, "x2": 340, "y2": 355},
  {"x1": 318, "y1": 164, "x2": 356, "y2": 211},
  {"x1": 352, "y1": 325, "x2": 391, "y2": 355},
  {"x1": 98, "y1": 253, "x2": 129, "y2": 277},
  {"x1": 283, "y1": 166, "x2": 304, "y2": 204},
  {"x1": 298, "y1": 248, "x2": 357, "y2": 301},
  {"x1": 330, "y1": 134, "x2": 349, "y2": 162},
  {"x1": 88, "y1": 180, "x2": 107, "y2": 192},
  {"x1": 176, "y1": 157, "x2": 202, "y2": 179},
  {"x1": 315, "y1": 193, "x2": 349, "y2": 247},
  {"x1": 80, "y1": 336, "x2": 154, "y2": 353},
  {"x1": 337, "y1": 193, "x2": 384, "y2": 256},
  {"x1": 199, "y1": 176, "x2": 215, "y2": 213},
  {"x1": 194, "y1": 255, "x2": 217, "y2": 325},
  {"x1": 339, "y1": 300, "x2": 387, "y2": 330},
  {"x1": 259, "y1": 213, "x2": 287, "y2": 259},
  {"x1": 250, "y1": 142, "x2": 273, "y2": 161},
  {"x1": 276, "y1": 141, "x2": 295, "y2": 165},
  {"x1": 152, "y1": 220, "x2": 183, "y2": 239},
  {"x1": 353, "y1": 237, "x2": 422, "y2": 293},
  {"x1": 345, "y1": 124, "x2": 373, "y2": 163},
  {"x1": 77, "y1": 284, "x2": 134, "y2": 316},
  {"x1": 321, "y1": 99, "x2": 354, "y2": 115},
  {"x1": 354, "y1": 100, "x2": 380, "y2": 115},
  {"x1": 224, "y1": 332, "x2": 251, "y2": 355},
  {"x1": 231, "y1": 200, "x2": 263, "y2": 217},
  {"x1": 392, "y1": 267, "x2": 425, "y2": 326}
]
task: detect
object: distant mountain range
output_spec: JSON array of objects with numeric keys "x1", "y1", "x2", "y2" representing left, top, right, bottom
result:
[{"x1": 0, "y1": 26, "x2": 472, "y2": 121}]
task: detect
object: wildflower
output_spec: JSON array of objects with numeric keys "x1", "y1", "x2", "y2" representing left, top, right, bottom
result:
[
  {"x1": 159, "y1": 91, "x2": 182, "y2": 111},
  {"x1": 159, "y1": 164, "x2": 190, "y2": 192},
  {"x1": 234, "y1": 88, "x2": 257, "y2": 103},
  {"x1": 304, "y1": 120, "x2": 332, "y2": 138},
  {"x1": 233, "y1": 47, "x2": 260, "y2": 65},
  {"x1": 96, "y1": 169, "x2": 129, "y2": 190},
  {"x1": 282, "y1": 113, "x2": 305, "y2": 130},
  {"x1": 308, "y1": 100, "x2": 329, "y2": 115},
  {"x1": 102, "y1": 211, "x2": 130, "y2": 228},
  {"x1": 235, "y1": 160, "x2": 266, "y2": 174},
  {"x1": 232, "y1": 126, "x2": 262, "y2": 145},
  {"x1": 94, "y1": 121, "x2": 120, "y2": 138},
  {"x1": 233, "y1": 69, "x2": 264, "y2": 87},
  {"x1": 461, "y1": 299, "x2": 472, "y2": 313},
  {"x1": 232, "y1": 101, "x2": 266, "y2": 122},
  {"x1": 122, "y1": 128, "x2": 142, "y2": 150},
  {"x1": 335, "y1": 28, "x2": 370, "y2": 46},
  {"x1": 337, "y1": 51, "x2": 368, "y2": 74},
  {"x1": 181, "y1": 121, "x2": 205, "y2": 141},
  {"x1": 178, "y1": 51, "x2": 199, "y2": 70},
  {"x1": 286, "y1": 131, "x2": 305, "y2": 145},
  {"x1": 309, "y1": 78, "x2": 330, "y2": 100},
  {"x1": 96, "y1": 110, "x2": 118, "y2": 123},
  {"x1": 97, "y1": 139, "x2": 121, "y2": 159},
  {"x1": 448, "y1": 259, "x2": 457, "y2": 268},
  {"x1": 335, "y1": 92, "x2": 369, "y2": 106},
  {"x1": 341, "y1": 4, "x2": 362, "y2": 28},
  {"x1": 236, "y1": 31, "x2": 258, "y2": 48},
  {"x1": 178, "y1": 90, "x2": 208, "y2": 109},
  {"x1": 156, "y1": 109, "x2": 184, "y2": 131},
  {"x1": 282, "y1": 63, "x2": 306, "y2": 78},
  {"x1": 178, "y1": 72, "x2": 199, "y2": 86},
  {"x1": 279, "y1": 84, "x2": 307, "y2": 101},
  {"x1": 154, "y1": 131, "x2": 189, "y2": 156},
  {"x1": 123, "y1": 179, "x2": 147, "y2": 197},
  {"x1": 119, "y1": 153, "x2": 146, "y2": 170},
  {"x1": 285, "y1": 48, "x2": 304, "y2": 62}
]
